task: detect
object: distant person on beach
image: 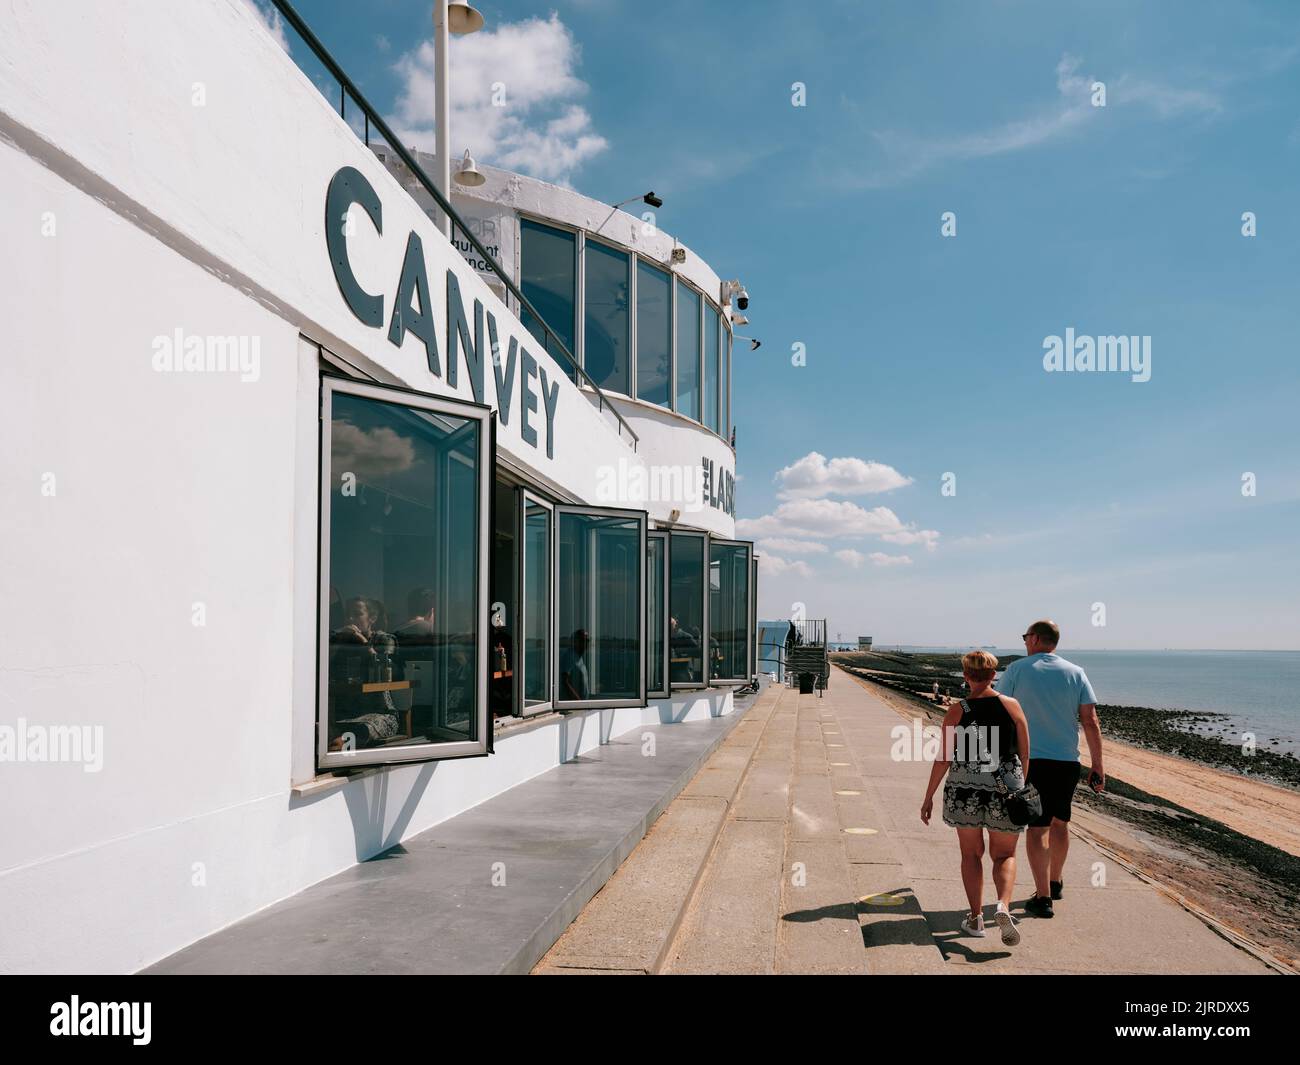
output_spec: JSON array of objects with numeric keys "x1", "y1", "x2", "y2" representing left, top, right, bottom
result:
[
  {"x1": 921, "y1": 651, "x2": 1031, "y2": 945},
  {"x1": 997, "y1": 620, "x2": 1105, "y2": 918},
  {"x1": 932, "y1": 680, "x2": 940, "y2": 701}
]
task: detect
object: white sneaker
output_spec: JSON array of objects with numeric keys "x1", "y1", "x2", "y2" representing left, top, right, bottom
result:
[
  {"x1": 994, "y1": 907, "x2": 1021, "y2": 946},
  {"x1": 960, "y1": 912, "x2": 986, "y2": 937}
]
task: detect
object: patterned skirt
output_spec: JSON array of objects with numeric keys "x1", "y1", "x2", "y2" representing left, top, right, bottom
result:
[{"x1": 942, "y1": 755, "x2": 1025, "y2": 833}]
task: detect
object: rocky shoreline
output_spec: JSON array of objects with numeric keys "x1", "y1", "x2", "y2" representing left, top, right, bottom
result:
[{"x1": 831, "y1": 650, "x2": 1300, "y2": 790}]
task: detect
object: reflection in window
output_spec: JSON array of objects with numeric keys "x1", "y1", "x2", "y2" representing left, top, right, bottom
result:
[
  {"x1": 584, "y1": 241, "x2": 630, "y2": 395},
  {"x1": 520, "y1": 218, "x2": 576, "y2": 373},
  {"x1": 709, "y1": 541, "x2": 751, "y2": 681},
  {"x1": 636, "y1": 261, "x2": 671, "y2": 406},
  {"x1": 324, "y1": 390, "x2": 481, "y2": 758},
  {"x1": 490, "y1": 480, "x2": 517, "y2": 719},
  {"x1": 669, "y1": 532, "x2": 705, "y2": 686},
  {"x1": 522, "y1": 500, "x2": 551, "y2": 711},
  {"x1": 647, "y1": 534, "x2": 666, "y2": 695},
  {"x1": 557, "y1": 511, "x2": 643, "y2": 704},
  {"x1": 675, "y1": 281, "x2": 701, "y2": 421},
  {"x1": 705, "y1": 304, "x2": 720, "y2": 434}
]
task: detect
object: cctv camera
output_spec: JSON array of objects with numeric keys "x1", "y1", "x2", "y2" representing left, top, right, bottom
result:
[{"x1": 737, "y1": 288, "x2": 749, "y2": 310}]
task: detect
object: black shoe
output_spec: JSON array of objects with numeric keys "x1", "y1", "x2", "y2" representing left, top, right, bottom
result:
[
  {"x1": 1051, "y1": 880, "x2": 1064, "y2": 900},
  {"x1": 1025, "y1": 894, "x2": 1055, "y2": 919}
]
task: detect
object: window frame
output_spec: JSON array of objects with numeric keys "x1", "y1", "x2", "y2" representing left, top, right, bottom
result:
[
  {"x1": 582, "y1": 233, "x2": 632, "y2": 397},
  {"x1": 749, "y1": 554, "x2": 759, "y2": 681},
  {"x1": 516, "y1": 488, "x2": 555, "y2": 718},
  {"x1": 518, "y1": 213, "x2": 580, "y2": 373},
  {"x1": 316, "y1": 374, "x2": 494, "y2": 771},
  {"x1": 646, "y1": 528, "x2": 671, "y2": 699},
  {"x1": 708, "y1": 537, "x2": 754, "y2": 686},
  {"x1": 668, "y1": 528, "x2": 711, "y2": 692},
  {"x1": 672, "y1": 277, "x2": 704, "y2": 422},
  {"x1": 552, "y1": 504, "x2": 648, "y2": 710}
]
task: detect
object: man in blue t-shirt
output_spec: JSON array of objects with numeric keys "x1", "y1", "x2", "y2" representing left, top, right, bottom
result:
[{"x1": 997, "y1": 619, "x2": 1105, "y2": 919}]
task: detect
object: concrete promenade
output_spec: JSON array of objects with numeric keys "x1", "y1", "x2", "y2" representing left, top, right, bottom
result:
[{"x1": 537, "y1": 670, "x2": 1271, "y2": 974}]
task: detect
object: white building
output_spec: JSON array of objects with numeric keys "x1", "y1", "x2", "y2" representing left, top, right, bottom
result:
[{"x1": 0, "y1": 0, "x2": 756, "y2": 973}]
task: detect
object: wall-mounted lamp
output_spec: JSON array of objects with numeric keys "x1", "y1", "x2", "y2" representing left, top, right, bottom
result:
[
  {"x1": 733, "y1": 334, "x2": 762, "y2": 351},
  {"x1": 454, "y1": 148, "x2": 485, "y2": 187}
]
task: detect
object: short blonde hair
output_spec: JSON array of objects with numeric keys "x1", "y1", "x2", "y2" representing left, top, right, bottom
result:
[{"x1": 961, "y1": 650, "x2": 999, "y2": 683}]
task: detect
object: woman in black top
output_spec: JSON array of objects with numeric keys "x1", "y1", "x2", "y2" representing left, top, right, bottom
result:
[{"x1": 921, "y1": 650, "x2": 1031, "y2": 945}]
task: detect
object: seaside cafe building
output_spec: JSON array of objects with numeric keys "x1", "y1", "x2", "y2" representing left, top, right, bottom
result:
[{"x1": 0, "y1": 1, "x2": 759, "y2": 972}]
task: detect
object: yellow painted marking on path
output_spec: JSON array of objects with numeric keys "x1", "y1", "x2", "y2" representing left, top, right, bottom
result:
[
  {"x1": 860, "y1": 892, "x2": 904, "y2": 907},
  {"x1": 843, "y1": 827, "x2": 878, "y2": 835},
  {"x1": 830, "y1": 762, "x2": 851, "y2": 766},
  {"x1": 826, "y1": 744, "x2": 845, "y2": 748},
  {"x1": 835, "y1": 790, "x2": 862, "y2": 796}
]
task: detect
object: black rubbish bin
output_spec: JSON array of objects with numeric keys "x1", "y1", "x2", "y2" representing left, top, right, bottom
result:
[{"x1": 798, "y1": 672, "x2": 815, "y2": 694}]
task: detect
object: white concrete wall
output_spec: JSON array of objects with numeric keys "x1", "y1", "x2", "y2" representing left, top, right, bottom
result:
[{"x1": 0, "y1": 0, "x2": 741, "y2": 973}]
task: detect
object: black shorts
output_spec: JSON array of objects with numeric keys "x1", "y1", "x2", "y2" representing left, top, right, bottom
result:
[{"x1": 1026, "y1": 759, "x2": 1081, "y2": 827}]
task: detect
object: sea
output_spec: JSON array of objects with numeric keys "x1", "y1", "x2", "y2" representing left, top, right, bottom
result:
[{"x1": 887, "y1": 648, "x2": 1300, "y2": 756}]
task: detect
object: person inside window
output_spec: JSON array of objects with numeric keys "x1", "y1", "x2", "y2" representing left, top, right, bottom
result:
[
  {"x1": 560, "y1": 629, "x2": 590, "y2": 700},
  {"x1": 329, "y1": 595, "x2": 401, "y2": 751}
]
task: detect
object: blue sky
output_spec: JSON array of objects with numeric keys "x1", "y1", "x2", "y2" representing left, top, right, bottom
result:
[{"x1": 282, "y1": 0, "x2": 1300, "y2": 650}]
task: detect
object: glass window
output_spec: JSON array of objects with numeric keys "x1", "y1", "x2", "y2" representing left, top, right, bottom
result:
[
  {"x1": 319, "y1": 378, "x2": 489, "y2": 769},
  {"x1": 584, "y1": 240, "x2": 630, "y2": 395},
  {"x1": 705, "y1": 303, "x2": 720, "y2": 434},
  {"x1": 521, "y1": 494, "x2": 552, "y2": 714},
  {"x1": 555, "y1": 507, "x2": 646, "y2": 707},
  {"x1": 669, "y1": 531, "x2": 706, "y2": 688},
  {"x1": 675, "y1": 282, "x2": 701, "y2": 420},
  {"x1": 520, "y1": 218, "x2": 576, "y2": 373},
  {"x1": 749, "y1": 554, "x2": 758, "y2": 679},
  {"x1": 636, "y1": 260, "x2": 671, "y2": 406},
  {"x1": 709, "y1": 539, "x2": 752, "y2": 682},
  {"x1": 491, "y1": 479, "x2": 517, "y2": 720},
  {"x1": 647, "y1": 531, "x2": 669, "y2": 697}
]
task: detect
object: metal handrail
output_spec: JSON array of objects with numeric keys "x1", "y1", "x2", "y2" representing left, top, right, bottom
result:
[{"x1": 270, "y1": 0, "x2": 639, "y2": 451}]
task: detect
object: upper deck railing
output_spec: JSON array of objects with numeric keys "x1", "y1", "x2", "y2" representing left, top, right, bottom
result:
[{"x1": 270, "y1": 0, "x2": 639, "y2": 451}]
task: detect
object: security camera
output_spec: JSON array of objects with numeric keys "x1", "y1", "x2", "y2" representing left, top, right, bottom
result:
[{"x1": 737, "y1": 288, "x2": 749, "y2": 311}]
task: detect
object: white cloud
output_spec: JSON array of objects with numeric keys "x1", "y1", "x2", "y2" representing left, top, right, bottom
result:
[
  {"x1": 757, "y1": 538, "x2": 827, "y2": 555},
  {"x1": 881, "y1": 527, "x2": 940, "y2": 552},
  {"x1": 392, "y1": 14, "x2": 607, "y2": 185},
  {"x1": 758, "y1": 555, "x2": 814, "y2": 579},
  {"x1": 858, "y1": 53, "x2": 1221, "y2": 188},
  {"x1": 738, "y1": 498, "x2": 939, "y2": 550},
  {"x1": 835, "y1": 549, "x2": 865, "y2": 568},
  {"x1": 242, "y1": 0, "x2": 289, "y2": 51},
  {"x1": 775, "y1": 451, "x2": 912, "y2": 500},
  {"x1": 868, "y1": 552, "x2": 913, "y2": 567}
]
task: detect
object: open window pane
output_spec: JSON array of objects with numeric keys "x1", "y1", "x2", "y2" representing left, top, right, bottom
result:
[
  {"x1": 555, "y1": 507, "x2": 646, "y2": 707},
  {"x1": 709, "y1": 539, "x2": 753, "y2": 683},
  {"x1": 520, "y1": 218, "x2": 576, "y2": 374},
  {"x1": 705, "y1": 304, "x2": 720, "y2": 434},
  {"x1": 636, "y1": 260, "x2": 671, "y2": 406},
  {"x1": 584, "y1": 240, "x2": 630, "y2": 395},
  {"x1": 675, "y1": 282, "x2": 701, "y2": 420},
  {"x1": 669, "y1": 531, "x2": 707, "y2": 688},
  {"x1": 319, "y1": 378, "x2": 490, "y2": 769},
  {"x1": 750, "y1": 555, "x2": 759, "y2": 680},
  {"x1": 520, "y1": 495, "x2": 552, "y2": 714},
  {"x1": 647, "y1": 531, "x2": 669, "y2": 697}
]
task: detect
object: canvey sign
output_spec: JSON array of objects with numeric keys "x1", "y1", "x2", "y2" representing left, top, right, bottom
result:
[{"x1": 325, "y1": 165, "x2": 559, "y2": 458}]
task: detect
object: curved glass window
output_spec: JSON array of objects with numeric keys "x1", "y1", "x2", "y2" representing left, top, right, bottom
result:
[
  {"x1": 647, "y1": 531, "x2": 668, "y2": 697},
  {"x1": 636, "y1": 260, "x2": 671, "y2": 406},
  {"x1": 675, "y1": 281, "x2": 701, "y2": 421},
  {"x1": 520, "y1": 218, "x2": 576, "y2": 372},
  {"x1": 521, "y1": 496, "x2": 552, "y2": 714},
  {"x1": 584, "y1": 240, "x2": 630, "y2": 395},
  {"x1": 705, "y1": 303, "x2": 720, "y2": 434}
]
